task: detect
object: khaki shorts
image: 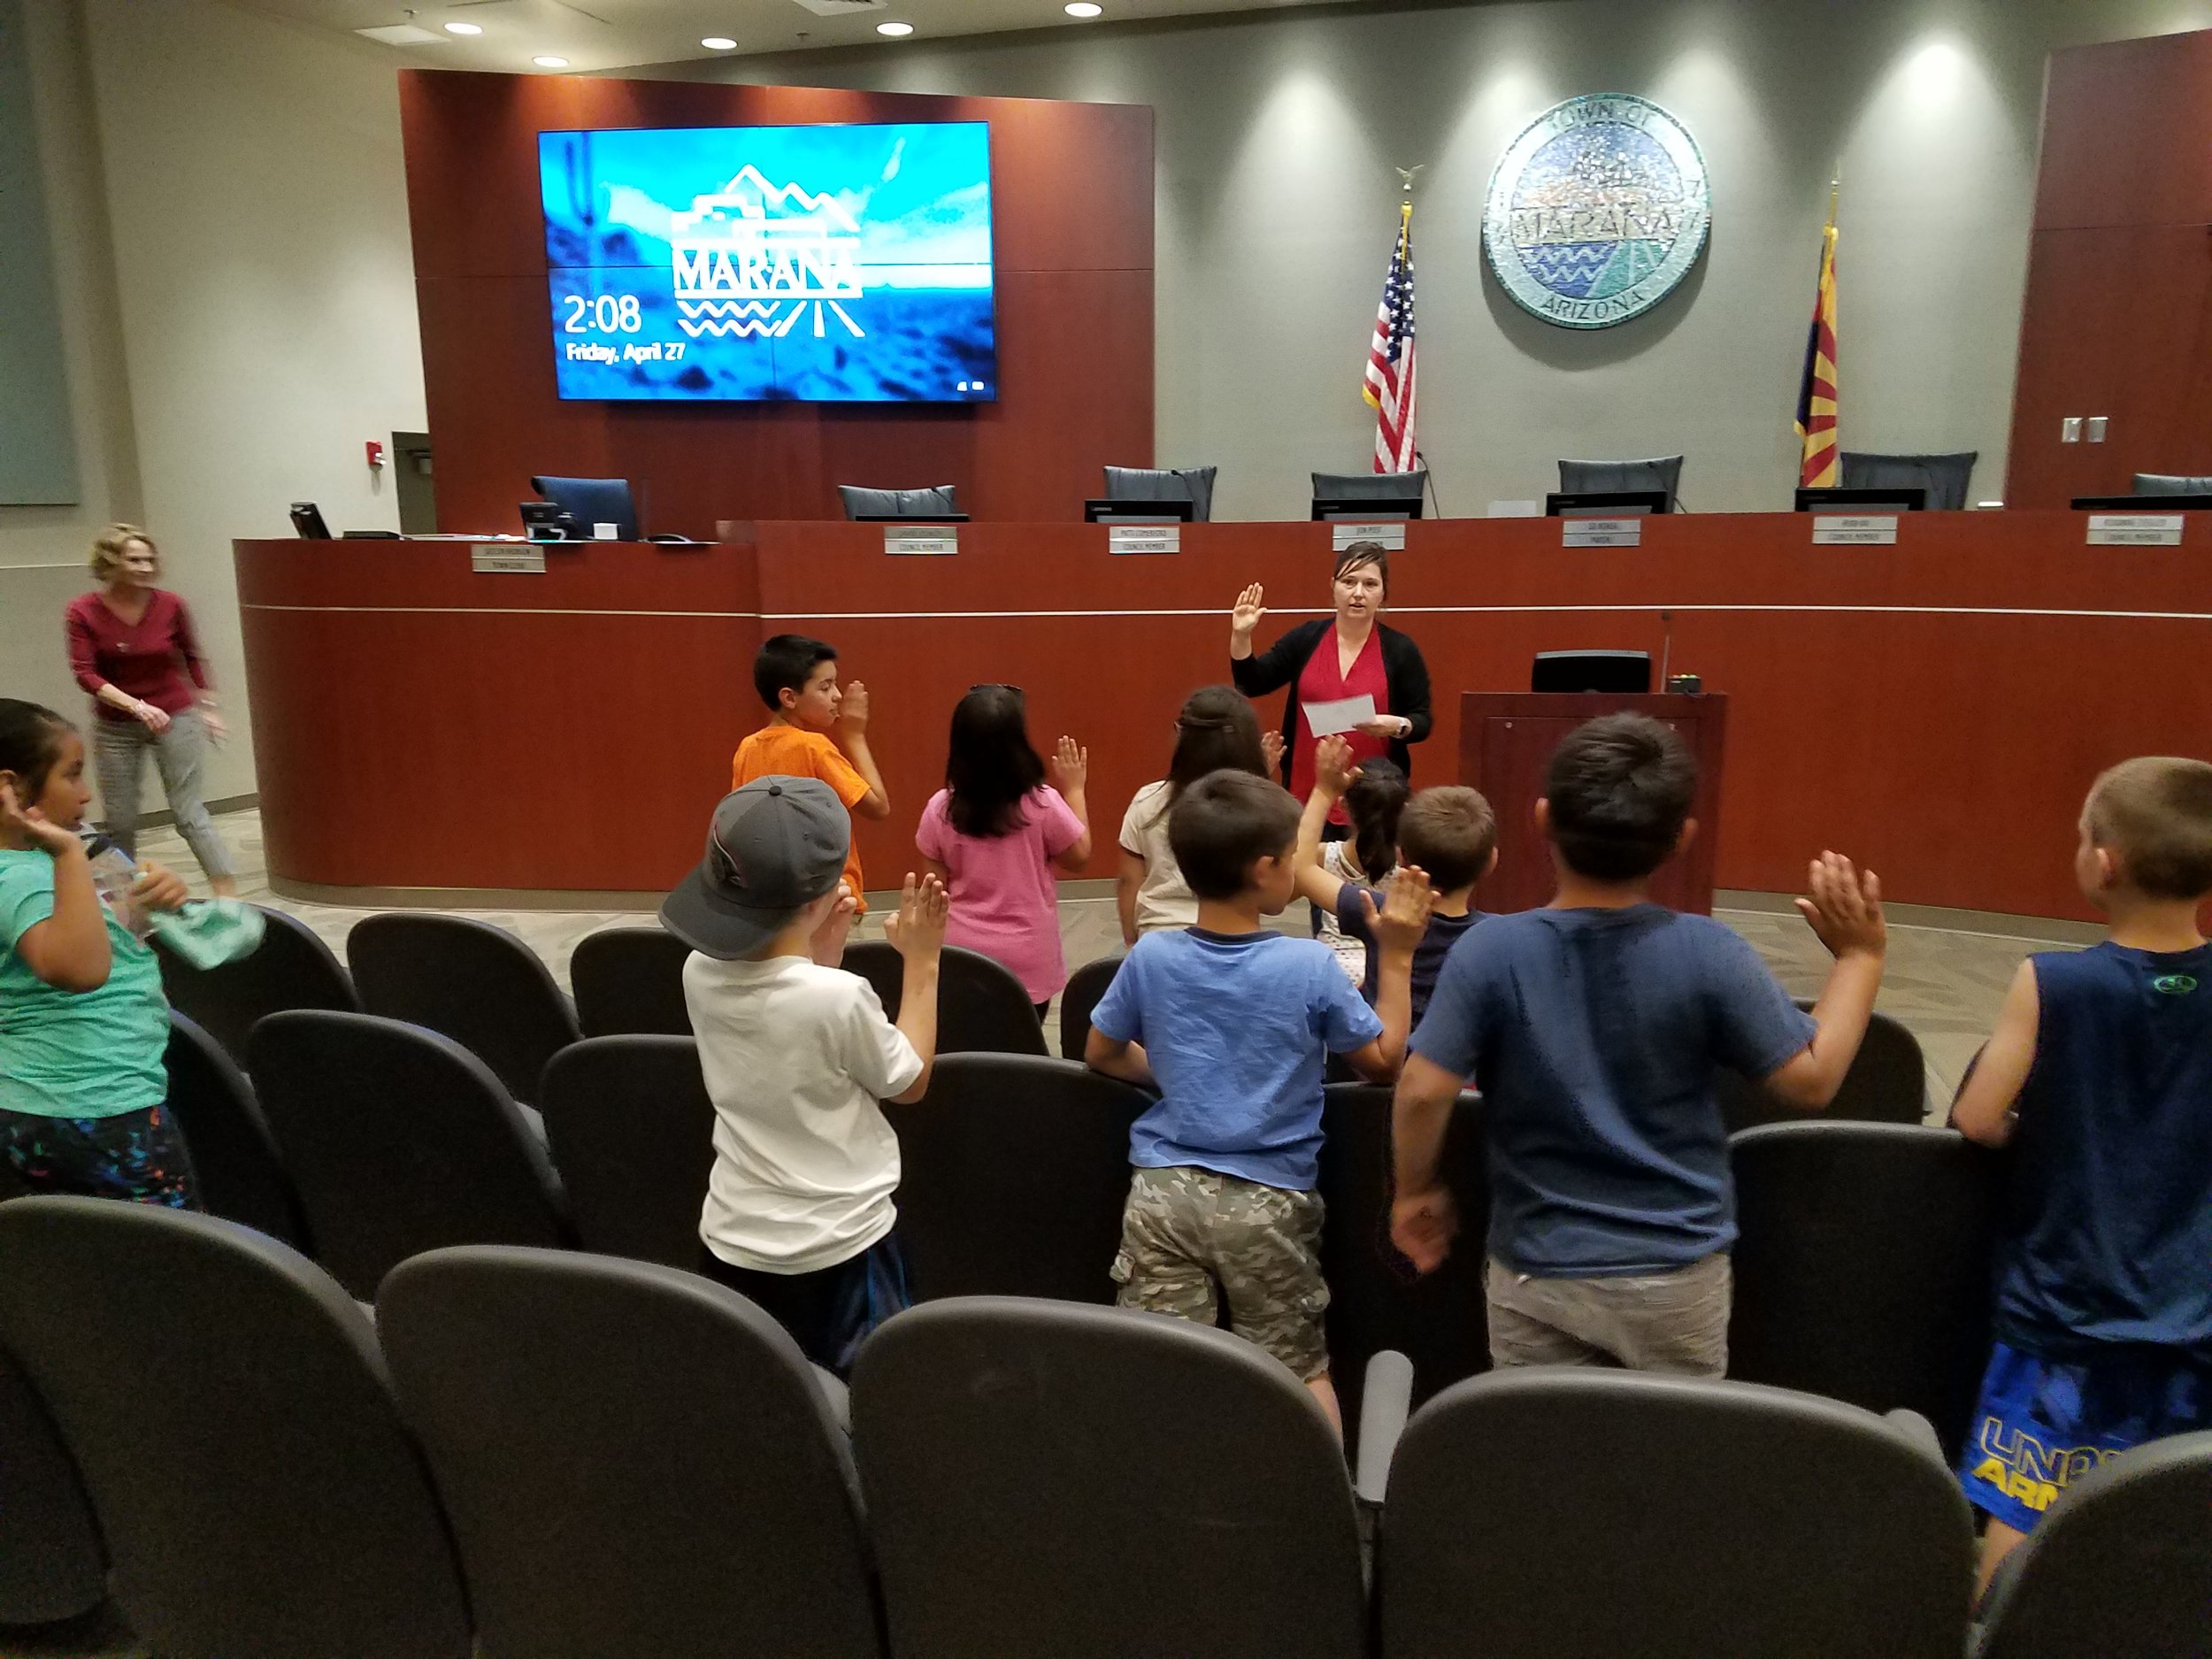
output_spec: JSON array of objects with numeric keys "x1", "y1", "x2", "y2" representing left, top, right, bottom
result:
[
  {"x1": 1111, "y1": 1165, "x2": 1331, "y2": 1380},
  {"x1": 1485, "y1": 1253, "x2": 1732, "y2": 1378}
]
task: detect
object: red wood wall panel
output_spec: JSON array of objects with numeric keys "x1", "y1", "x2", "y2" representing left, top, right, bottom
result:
[
  {"x1": 237, "y1": 514, "x2": 2212, "y2": 920},
  {"x1": 397, "y1": 70, "x2": 1154, "y2": 536},
  {"x1": 2007, "y1": 29, "x2": 2212, "y2": 505}
]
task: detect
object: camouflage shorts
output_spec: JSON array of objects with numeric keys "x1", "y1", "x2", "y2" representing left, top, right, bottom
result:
[{"x1": 1111, "y1": 1165, "x2": 1331, "y2": 1380}]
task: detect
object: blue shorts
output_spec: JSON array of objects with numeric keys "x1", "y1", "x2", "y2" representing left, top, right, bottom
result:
[{"x1": 1958, "y1": 1340, "x2": 2212, "y2": 1532}]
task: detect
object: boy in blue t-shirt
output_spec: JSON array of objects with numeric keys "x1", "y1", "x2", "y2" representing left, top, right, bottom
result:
[
  {"x1": 1950, "y1": 756, "x2": 2212, "y2": 1596},
  {"x1": 1392, "y1": 713, "x2": 1886, "y2": 1376},
  {"x1": 1087, "y1": 767, "x2": 1432, "y2": 1432}
]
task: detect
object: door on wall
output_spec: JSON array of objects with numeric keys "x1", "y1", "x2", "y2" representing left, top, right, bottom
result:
[{"x1": 392, "y1": 431, "x2": 436, "y2": 535}]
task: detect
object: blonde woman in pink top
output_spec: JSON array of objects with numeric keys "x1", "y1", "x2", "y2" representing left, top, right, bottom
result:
[{"x1": 915, "y1": 685, "x2": 1091, "y2": 1016}]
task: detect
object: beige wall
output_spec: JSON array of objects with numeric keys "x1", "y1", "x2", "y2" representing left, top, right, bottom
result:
[
  {"x1": 656, "y1": 0, "x2": 2212, "y2": 519},
  {"x1": 0, "y1": 0, "x2": 140, "y2": 730}
]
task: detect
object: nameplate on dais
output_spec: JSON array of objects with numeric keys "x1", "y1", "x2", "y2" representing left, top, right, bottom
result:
[
  {"x1": 472, "y1": 543, "x2": 546, "y2": 574},
  {"x1": 884, "y1": 525, "x2": 960, "y2": 556},
  {"x1": 1330, "y1": 522, "x2": 1407, "y2": 552},
  {"x1": 2085, "y1": 514, "x2": 2183, "y2": 546},
  {"x1": 1812, "y1": 515, "x2": 1898, "y2": 545},
  {"x1": 1108, "y1": 524, "x2": 1180, "y2": 556},
  {"x1": 1561, "y1": 517, "x2": 1642, "y2": 549}
]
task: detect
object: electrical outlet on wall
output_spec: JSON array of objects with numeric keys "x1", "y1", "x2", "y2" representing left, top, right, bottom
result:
[
  {"x1": 2086, "y1": 417, "x2": 2109, "y2": 442},
  {"x1": 2062, "y1": 417, "x2": 2083, "y2": 442}
]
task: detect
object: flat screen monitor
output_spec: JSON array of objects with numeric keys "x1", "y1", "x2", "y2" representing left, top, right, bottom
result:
[
  {"x1": 1312, "y1": 497, "x2": 1423, "y2": 522},
  {"x1": 1546, "y1": 491, "x2": 1671, "y2": 517},
  {"x1": 1795, "y1": 486, "x2": 1926, "y2": 512},
  {"x1": 288, "y1": 501, "x2": 332, "y2": 540},
  {"x1": 540, "y1": 122, "x2": 996, "y2": 404},
  {"x1": 1085, "y1": 498, "x2": 1195, "y2": 524},
  {"x1": 2072, "y1": 494, "x2": 2212, "y2": 511},
  {"x1": 1532, "y1": 650, "x2": 1653, "y2": 694}
]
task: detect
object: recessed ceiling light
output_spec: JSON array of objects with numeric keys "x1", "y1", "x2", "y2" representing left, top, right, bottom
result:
[
  {"x1": 533, "y1": 55, "x2": 569, "y2": 67},
  {"x1": 876, "y1": 20, "x2": 914, "y2": 35},
  {"x1": 442, "y1": 19, "x2": 482, "y2": 35},
  {"x1": 702, "y1": 35, "x2": 737, "y2": 50},
  {"x1": 1065, "y1": 2, "x2": 1103, "y2": 14}
]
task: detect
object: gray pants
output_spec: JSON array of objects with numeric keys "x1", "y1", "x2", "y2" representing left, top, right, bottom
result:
[
  {"x1": 92, "y1": 709, "x2": 234, "y2": 881},
  {"x1": 1485, "y1": 1253, "x2": 1732, "y2": 1378}
]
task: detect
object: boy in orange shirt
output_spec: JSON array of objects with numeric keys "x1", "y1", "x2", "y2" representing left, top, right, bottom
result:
[{"x1": 733, "y1": 634, "x2": 891, "y2": 908}]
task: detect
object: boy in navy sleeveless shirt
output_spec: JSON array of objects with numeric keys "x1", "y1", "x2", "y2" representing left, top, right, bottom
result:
[
  {"x1": 1951, "y1": 756, "x2": 2212, "y2": 1594},
  {"x1": 1392, "y1": 714, "x2": 1887, "y2": 1375}
]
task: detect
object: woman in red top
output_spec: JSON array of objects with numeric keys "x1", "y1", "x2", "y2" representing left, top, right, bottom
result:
[
  {"x1": 1228, "y1": 543, "x2": 1433, "y2": 830},
  {"x1": 62, "y1": 526, "x2": 236, "y2": 896}
]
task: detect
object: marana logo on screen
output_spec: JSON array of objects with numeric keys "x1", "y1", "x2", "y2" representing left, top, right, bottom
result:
[{"x1": 669, "y1": 165, "x2": 867, "y2": 340}]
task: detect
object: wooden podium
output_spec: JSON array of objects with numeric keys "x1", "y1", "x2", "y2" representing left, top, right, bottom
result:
[{"x1": 1459, "y1": 693, "x2": 1729, "y2": 915}]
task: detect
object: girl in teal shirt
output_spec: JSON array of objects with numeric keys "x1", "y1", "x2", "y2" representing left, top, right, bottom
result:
[{"x1": 0, "y1": 699, "x2": 197, "y2": 1206}]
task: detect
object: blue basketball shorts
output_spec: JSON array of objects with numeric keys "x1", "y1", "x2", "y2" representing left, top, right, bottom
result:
[{"x1": 1958, "y1": 1340, "x2": 2212, "y2": 1532}]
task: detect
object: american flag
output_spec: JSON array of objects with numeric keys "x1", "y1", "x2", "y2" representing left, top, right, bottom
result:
[{"x1": 1363, "y1": 202, "x2": 1418, "y2": 474}]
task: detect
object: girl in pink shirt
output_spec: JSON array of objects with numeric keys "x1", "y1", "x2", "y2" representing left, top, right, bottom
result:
[{"x1": 915, "y1": 686, "x2": 1091, "y2": 1014}]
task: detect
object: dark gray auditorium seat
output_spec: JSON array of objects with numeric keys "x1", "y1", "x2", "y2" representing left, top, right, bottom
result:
[
  {"x1": 837, "y1": 483, "x2": 959, "y2": 518},
  {"x1": 1056, "y1": 952, "x2": 1123, "y2": 1061},
  {"x1": 1103, "y1": 464, "x2": 1217, "y2": 520},
  {"x1": 153, "y1": 902, "x2": 357, "y2": 1066},
  {"x1": 1728, "y1": 1120, "x2": 2003, "y2": 1457},
  {"x1": 853, "y1": 1297, "x2": 1366, "y2": 1659},
  {"x1": 883, "y1": 1054, "x2": 1146, "y2": 1302},
  {"x1": 1839, "y1": 450, "x2": 1978, "y2": 510},
  {"x1": 0, "y1": 1347, "x2": 106, "y2": 1627},
  {"x1": 165, "y1": 1009, "x2": 311, "y2": 1248},
  {"x1": 379, "y1": 1246, "x2": 879, "y2": 1659},
  {"x1": 250, "y1": 1010, "x2": 572, "y2": 1298},
  {"x1": 1316, "y1": 1082, "x2": 1489, "y2": 1442},
  {"x1": 570, "y1": 924, "x2": 694, "y2": 1037},
  {"x1": 1379, "y1": 1369, "x2": 1974, "y2": 1658},
  {"x1": 347, "y1": 911, "x2": 582, "y2": 1102},
  {"x1": 1717, "y1": 1001, "x2": 1925, "y2": 1133},
  {"x1": 1557, "y1": 454, "x2": 1684, "y2": 504},
  {"x1": 0, "y1": 1197, "x2": 472, "y2": 1659},
  {"x1": 841, "y1": 941, "x2": 1048, "y2": 1056},
  {"x1": 539, "y1": 1035, "x2": 717, "y2": 1269},
  {"x1": 1977, "y1": 1428, "x2": 2212, "y2": 1659},
  {"x1": 2131, "y1": 472, "x2": 2212, "y2": 495}
]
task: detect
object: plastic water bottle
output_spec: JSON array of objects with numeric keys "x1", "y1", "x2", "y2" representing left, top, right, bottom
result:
[{"x1": 81, "y1": 833, "x2": 150, "y2": 939}]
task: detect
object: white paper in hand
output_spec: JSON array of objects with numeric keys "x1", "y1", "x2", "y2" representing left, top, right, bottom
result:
[{"x1": 1303, "y1": 695, "x2": 1378, "y2": 738}]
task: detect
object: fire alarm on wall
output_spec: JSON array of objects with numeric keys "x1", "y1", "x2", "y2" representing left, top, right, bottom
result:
[{"x1": 365, "y1": 440, "x2": 386, "y2": 469}]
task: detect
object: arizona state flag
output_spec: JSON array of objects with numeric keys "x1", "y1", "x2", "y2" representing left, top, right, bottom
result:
[{"x1": 1795, "y1": 208, "x2": 1839, "y2": 488}]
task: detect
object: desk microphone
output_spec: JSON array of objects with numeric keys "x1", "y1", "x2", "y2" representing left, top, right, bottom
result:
[
  {"x1": 1659, "y1": 610, "x2": 1672, "y2": 686},
  {"x1": 1414, "y1": 449, "x2": 1443, "y2": 518}
]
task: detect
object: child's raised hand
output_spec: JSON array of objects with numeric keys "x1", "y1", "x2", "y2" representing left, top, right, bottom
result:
[
  {"x1": 885, "y1": 871, "x2": 949, "y2": 961},
  {"x1": 1314, "y1": 734, "x2": 1360, "y2": 798},
  {"x1": 1231, "y1": 582, "x2": 1266, "y2": 637},
  {"x1": 838, "y1": 680, "x2": 871, "y2": 734},
  {"x1": 1260, "y1": 730, "x2": 1285, "y2": 772},
  {"x1": 0, "y1": 779, "x2": 79, "y2": 856},
  {"x1": 1050, "y1": 736, "x2": 1088, "y2": 794},
  {"x1": 1365, "y1": 863, "x2": 1435, "y2": 955},
  {"x1": 1794, "y1": 851, "x2": 1886, "y2": 960}
]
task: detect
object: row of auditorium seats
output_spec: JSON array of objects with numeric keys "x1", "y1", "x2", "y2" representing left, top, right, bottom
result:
[
  {"x1": 157, "y1": 985, "x2": 1990, "y2": 1455},
  {"x1": 154, "y1": 903, "x2": 1931, "y2": 1128},
  {"x1": 3, "y1": 1197, "x2": 2204, "y2": 1658}
]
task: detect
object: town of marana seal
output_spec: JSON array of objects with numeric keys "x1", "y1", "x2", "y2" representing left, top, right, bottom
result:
[{"x1": 1485, "y1": 94, "x2": 1710, "y2": 329}]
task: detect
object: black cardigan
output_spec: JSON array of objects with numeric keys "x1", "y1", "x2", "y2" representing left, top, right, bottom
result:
[{"x1": 1231, "y1": 618, "x2": 1434, "y2": 784}]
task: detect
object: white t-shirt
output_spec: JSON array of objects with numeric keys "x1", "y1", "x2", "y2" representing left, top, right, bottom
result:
[
  {"x1": 1118, "y1": 780, "x2": 1197, "y2": 933},
  {"x1": 685, "y1": 952, "x2": 924, "y2": 1274}
]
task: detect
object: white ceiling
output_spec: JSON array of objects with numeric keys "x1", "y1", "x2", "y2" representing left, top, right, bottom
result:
[{"x1": 234, "y1": 0, "x2": 1360, "y2": 73}]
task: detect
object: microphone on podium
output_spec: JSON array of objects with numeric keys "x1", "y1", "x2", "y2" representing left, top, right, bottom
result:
[{"x1": 1660, "y1": 610, "x2": 1673, "y2": 687}]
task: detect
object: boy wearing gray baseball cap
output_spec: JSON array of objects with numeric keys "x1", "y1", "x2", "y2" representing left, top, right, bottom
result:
[{"x1": 664, "y1": 775, "x2": 949, "y2": 1375}]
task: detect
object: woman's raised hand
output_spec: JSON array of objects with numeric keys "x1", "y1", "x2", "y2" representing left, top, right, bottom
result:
[{"x1": 1231, "y1": 582, "x2": 1266, "y2": 639}]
